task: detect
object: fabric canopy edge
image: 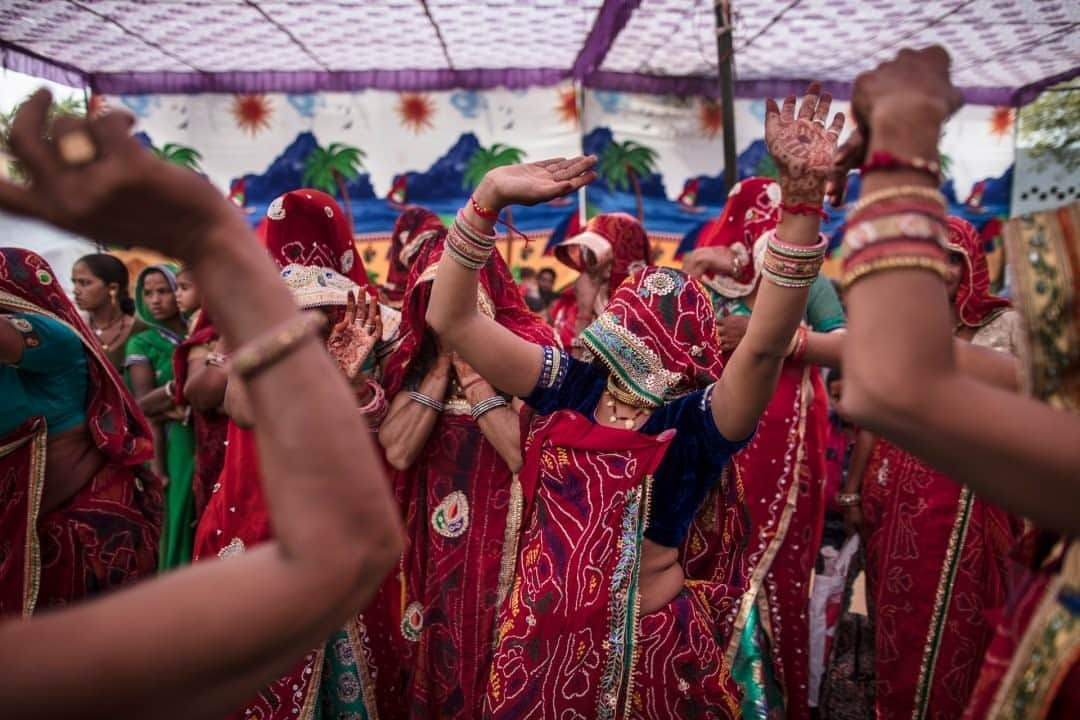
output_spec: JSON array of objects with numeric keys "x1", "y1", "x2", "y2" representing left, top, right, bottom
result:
[{"x1": 1, "y1": 41, "x2": 87, "y2": 90}]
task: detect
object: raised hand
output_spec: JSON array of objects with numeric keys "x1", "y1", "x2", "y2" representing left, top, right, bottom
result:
[
  {"x1": 765, "y1": 82, "x2": 845, "y2": 205},
  {"x1": 0, "y1": 90, "x2": 235, "y2": 257},
  {"x1": 827, "y1": 46, "x2": 962, "y2": 205},
  {"x1": 717, "y1": 314, "x2": 750, "y2": 354},
  {"x1": 451, "y1": 353, "x2": 495, "y2": 405},
  {"x1": 682, "y1": 246, "x2": 743, "y2": 281},
  {"x1": 327, "y1": 291, "x2": 382, "y2": 382},
  {"x1": 474, "y1": 156, "x2": 597, "y2": 211}
]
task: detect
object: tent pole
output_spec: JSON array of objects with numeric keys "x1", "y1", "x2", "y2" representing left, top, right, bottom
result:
[{"x1": 715, "y1": 0, "x2": 737, "y2": 189}]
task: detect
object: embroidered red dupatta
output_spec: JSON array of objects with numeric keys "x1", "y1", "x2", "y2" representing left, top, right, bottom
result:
[{"x1": 0, "y1": 248, "x2": 160, "y2": 616}]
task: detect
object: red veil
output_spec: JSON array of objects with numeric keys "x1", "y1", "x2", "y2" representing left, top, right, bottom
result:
[
  {"x1": 382, "y1": 206, "x2": 446, "y2": 306},
  {"x1": 946, "y1": 216, "x2": 1010, "y2": 328}
]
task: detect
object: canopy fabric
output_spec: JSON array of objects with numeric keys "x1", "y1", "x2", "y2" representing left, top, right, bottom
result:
[{"x1": 2, "y1": 1, "x2": 1077, "y2": 106}]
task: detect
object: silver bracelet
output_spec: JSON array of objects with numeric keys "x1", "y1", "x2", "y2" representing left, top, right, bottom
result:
[
  {"x1": 408, "y1": 390, "x2": 445, "y2": 414},
  {"x1": 470, "y1": 395, "x2": 508, "y2": 421}
]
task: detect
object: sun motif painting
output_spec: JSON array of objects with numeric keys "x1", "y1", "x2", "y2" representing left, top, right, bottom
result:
[
  {"x1": 988, "y1": 106, "x2": 1015, "y2": 138},
  {"x1": 556, "y1": 86, "x2": 578, "y2": 126},
  {"x1": 231, "y1": 94, "x2": 274, "y2": 137},
  {"x1": 396, "y1": 93, "x2": 436, "y2": 134},
  {"x1": 698, "y1": 99, "x2": 723, "y2": 139}
]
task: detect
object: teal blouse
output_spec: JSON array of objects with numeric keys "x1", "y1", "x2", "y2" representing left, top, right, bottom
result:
[{"x1": 0, "y1": 313, "x2": 89, "y2": 437}]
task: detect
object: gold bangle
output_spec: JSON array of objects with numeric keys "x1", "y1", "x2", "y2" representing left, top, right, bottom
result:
[
  {"x1": 849, "y1": 185, "x2": 946, "y2": 217},
  {"x1": 844, "y1": 213, "x2": 947, "y2": 253},
  {"x1": 230, "y1": 312, "x2": 327, "y2": 379},
  {"x1": 840, "y1": 255, "x2": 950, "y2": 292}
]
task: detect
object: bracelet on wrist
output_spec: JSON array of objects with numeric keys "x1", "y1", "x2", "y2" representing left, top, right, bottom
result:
[
  {"x1": 836, "y1": 492, "x2": 861, "y2": 507},
  {"x1": 470, "y1": 394, "x2": 509, "y2": 422},
  {"x1": 407, "y1": 390, "x2": 445, "y2": 414},
  {"x1": 860, "y1": 151, "x2": 941, "y2": 184},
  {"x1": 230, "y1": 312, "x2": 326, "y2": 380},
  {"x1": 470, "y1": 194, "x2": 500, "y2": 221},
  {"x1": 781, "y1": 202, "x2": 828, "y2": 220}
]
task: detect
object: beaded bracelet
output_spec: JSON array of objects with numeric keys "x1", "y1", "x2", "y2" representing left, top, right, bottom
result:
[
  {"x1": 760, "y1": 230, "x2": 828, "y2": 289},
  {"x1": 407, "y1": 390, "x2": 445, "y2": 413},
  {"x1": 845, "y1": 212, "x2": 946, "y2": 253},
  {"x1": 860, "y1": 151, "x2": 941, "y2": 184},
  {"x1": 231, "y1": 312, "x2": 327, "y2": 380},
  {"x1": 846, "y1": 198, "x2": 948, "y2": 229},
  {"x1": 841, "y1": 254, "x2": 950, "y2": 292},
  {"x1": 850, "y1": 185, "x2": 945, "y2": 217},
  {"x1": 470, "y1": 195, "x2": 499, "y2": 221},
  {"x1": 470, "y1": 395, "x2": 509, "y2": 421}
]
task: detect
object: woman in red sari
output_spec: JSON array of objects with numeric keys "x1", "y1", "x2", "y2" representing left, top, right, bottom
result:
[
  {"x1": 193, "y1": 189, "x2": 387, "y2": 720},
  {"x1": 850, "y1": 217, "x2": 1025, "y2": 719},
  {"x1": 548, "y1": 212, "x2": 651, "y2": 355},
  {"x1": 680, "y1": 176, "x2": 847, "y2": 719},
  {"x1": 171, "y1": 308, "x2": 227, "y2": 521},
  {"x1": 428, "y1": 82, "x2": 845, "y2": 719},
  {"x1": 381, "y1": 206, "x2": 447, "y2": 309},
  {"x1": 0, "y1": 247, "x2": 162, "y2": 616},
  {"x1": 372, "y1": 235, "x2": 556, "y2": 719}
]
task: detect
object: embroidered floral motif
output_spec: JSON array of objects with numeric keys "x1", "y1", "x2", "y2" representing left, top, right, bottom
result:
[
  {"x1": 582, "y1": 312, "x2": 684, "y2": 406},
  {"x1": 217, "y1": 536, "x2": 245, "y2": 559},
  {"x1": 640, "y1": 270, "x2": 682, "y2": 298},
  {"x1": 401, "y1": 600, "x2": 424, "y2": 642},
  {"x1": 340, "y1": 249, "x2": 354, "y2": 273},
  {"x1": 35, "y1": 269, "x2": 52, "y2": 286},
  {"x1": 8, "y1": 317, "x2": 31, "y2": 332},
  {"x1": 431, "y1": 490, "x2": 469, "y2": 538},
  {"x1": 324, "y1": 205, "x2": 334, "y2": 218}
]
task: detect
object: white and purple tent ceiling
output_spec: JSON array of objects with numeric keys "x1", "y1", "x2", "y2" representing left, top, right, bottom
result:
[{"x1": 1, "y1": 0, "x2": 1077, "y2": 106}]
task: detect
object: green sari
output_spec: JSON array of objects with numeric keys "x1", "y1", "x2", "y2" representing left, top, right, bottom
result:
[{"x1": 124, "y1": 264, "x2": 195, "y2": 571}]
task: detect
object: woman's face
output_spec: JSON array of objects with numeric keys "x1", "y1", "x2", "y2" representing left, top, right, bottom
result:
[
  {"x1": 71, "y1": 261, "x2": 112, "y2": 312},
  {"x1": 945, "y1": 251, "x2": 965, "y2": 300},
  {"x1": 142, "y1": 271, "x2": 179, "y2": 321},
  {"x1": 175, "y1": 273, "x2": 201, "y2": 315}
]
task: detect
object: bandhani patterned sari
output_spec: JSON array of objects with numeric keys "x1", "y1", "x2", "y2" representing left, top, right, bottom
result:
[
  {"x1": 380, "y1": 206, "x2": 446, "y2": 308},
  {"x1": 683, "y1": 177, "x2": 839, "y2": 718},
  {"x1": 549, "y1": 213, "x2": 651, "y2": 351},
  {"x1": 367, "y1": 238, "x2": 555, "y2": 720},
  {"x1": 193, "y1": 190, "x2": 380, "y2": 720},
  {"x1": 861, "y1": 217, "x2": 1025, "y2": 720},
  {"x1": 963, "y1": 202, "x2": 1080, "y2": 720},
  {"x1": 0, "y1": 248, "x2": 162, "y2": 616},
  {"x1": 486, "y1": 268, "x2": 757, "y2": 719}
]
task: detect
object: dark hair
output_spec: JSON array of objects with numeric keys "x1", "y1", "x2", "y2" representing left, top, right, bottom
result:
[
  {"x1": 537, "y1": 267, "x2": 556, "y2": 280},
  {"x1": 518, "y1": 267, "x2": 537, "y2": 279},
  {"x1": 77, "y1": 253, "x2": 135, "y2": 315}
]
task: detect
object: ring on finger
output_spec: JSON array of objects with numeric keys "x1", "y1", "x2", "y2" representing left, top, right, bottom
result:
[
  {"x1": 57, "y1": 130, "x2": 98, "y2": 166},
  {"x1": 812, "y1": 119, "x2": 827, "y2": 128}
]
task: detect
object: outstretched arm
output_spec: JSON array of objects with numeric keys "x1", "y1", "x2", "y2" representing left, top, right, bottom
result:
[
  {"x1": 0, "y1": 91, "x2": 403, "y2": 719},
  {"x1": 711, "y1": 84, "x2": 844, "y2": 440},
  {"x1": 835, "y1": 48, "x2": 1080, "y2": 534},
  {"x1": 427, "y1": 156, "x2": 596, "y2": 396}
]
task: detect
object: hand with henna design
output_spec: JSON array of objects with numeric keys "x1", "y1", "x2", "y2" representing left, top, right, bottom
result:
[
  {"x1": 451, "y1": 353, "x2": 498, "y2": 406},
  {"x1": 327, "y1": 290, "x2": 382, "y2": 383},
  {"x1": 765, "y1": 82, "x2": 845, "y2": 206}
]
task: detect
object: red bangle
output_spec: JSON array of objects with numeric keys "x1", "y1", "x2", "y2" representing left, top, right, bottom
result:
[
  {"x1": 792, "y1": 325, "x2": 809, "y2": 363},
  {"x1": 470, "y1": 195, "x2": 499, "y2": 221},
  {"x1": 781, "y1": 202, "x2": 828, "y2": 220},
  {"x1": 859, "y1": 151, "x2": 941, "y2": 183}
]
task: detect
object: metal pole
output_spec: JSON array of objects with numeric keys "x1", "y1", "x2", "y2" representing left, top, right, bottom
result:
[{"x1": 715, "y1": 1, "x2": 738, "y2": 190}]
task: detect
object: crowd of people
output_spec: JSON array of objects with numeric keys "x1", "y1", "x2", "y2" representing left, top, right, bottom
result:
[{"x1": 0, "y1": 45, "x2": 1076, "y2": 720}]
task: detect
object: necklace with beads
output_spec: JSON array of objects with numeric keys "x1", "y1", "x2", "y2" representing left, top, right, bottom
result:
[{"x1": 603, "y1": 375, "x2": 656, "y2": 430}]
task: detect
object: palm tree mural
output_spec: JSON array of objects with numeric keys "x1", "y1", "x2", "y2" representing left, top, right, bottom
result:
[
  {"x1": 303, "y1": 142, "x2": 367, "y2": 231},
  {"x1": 152, "y1": 143, "x2": 203, "y2": 173},
  {"x1": 598, "y1": 139, "x2": 658, "y2": 223},
  {"x1": 464, "y1": 143, "x2": 527, "y2": 260}
]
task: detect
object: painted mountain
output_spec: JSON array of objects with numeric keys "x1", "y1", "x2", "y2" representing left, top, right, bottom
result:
[
  {"x1": 400, "y1": 132, "x2": 481, "y2": 201},
  {"x1": 230, "y1": 132, "x2": 376, "y2": 224}
]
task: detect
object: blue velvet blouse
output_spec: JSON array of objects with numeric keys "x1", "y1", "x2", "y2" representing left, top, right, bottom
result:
[{"x1": 525, "y1": 347, "x2": 750, "y2": 547}]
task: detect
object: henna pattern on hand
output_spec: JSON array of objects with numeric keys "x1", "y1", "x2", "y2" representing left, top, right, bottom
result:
[{"x1": 765, "y1": 82, "x2": 846, "y2": 205}]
